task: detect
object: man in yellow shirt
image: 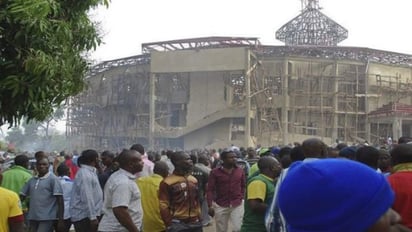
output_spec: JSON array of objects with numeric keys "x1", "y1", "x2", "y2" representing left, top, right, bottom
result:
[
  {"x1": 0, "y1": 187, "x2": 25, "y2": 232},
  {"x1": 137, "y1": 161, "x2": 169, "y2": 232},
  {"x1": 241, "y1": 156, "x2": 281, "y2": 232}
]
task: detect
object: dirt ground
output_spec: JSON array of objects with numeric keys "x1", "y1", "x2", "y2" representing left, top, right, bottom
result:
[
  {"x1": 203, "y1": 220, "x2": 234, "y2": 232},
  {"x1": 69, "y1": 218, "x2": 229, "y2": 232},
  {"x1": 203, "y1": 223, "x2": 215, "y2": 232}
]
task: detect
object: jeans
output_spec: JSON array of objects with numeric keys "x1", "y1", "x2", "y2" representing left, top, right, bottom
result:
[{"x1": 201, "y1": 200, "x2": 211, "y2": 226}]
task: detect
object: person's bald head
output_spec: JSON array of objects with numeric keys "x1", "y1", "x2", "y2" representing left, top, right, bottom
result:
[
  {"x1": 34, "y1": 151, "x2": 47, "y2": 161},
  {"x1": 14, "y1": 154, "x2": 29, "y2": 168},
  {"x1": 302, "y1": 138, "x2": 327, "y2": 158},
  {"x1": 390, "y1": 144, "x2": 412, "y2": 166},
  {"x1": 130, "y1": 144, "x2": 145, "y2": 155},
  {"x1": 171, "y1": 151, "x2": 193, "y2": 174},
  {"x1": 153, "y1": 161, "x2": 169, "y2": 178},
  {"x1": 117, "y1": 149, "x2": 144, "y2": 174},
  {"x1": 398, "y1": 136, "x2": 412, "y2": 144},
  {"x1": 258, "y1": 156, "x2": 281, "y2": 179}
]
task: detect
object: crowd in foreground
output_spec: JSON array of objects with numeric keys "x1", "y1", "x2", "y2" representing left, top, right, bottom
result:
[{"x1": 1, "y1": 136, "x2": 412, "y2": 232}]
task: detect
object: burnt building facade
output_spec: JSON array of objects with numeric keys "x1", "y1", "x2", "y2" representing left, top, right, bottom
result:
[{"x1": 67, "y1": 1, "x2": 412, "y2": 150}]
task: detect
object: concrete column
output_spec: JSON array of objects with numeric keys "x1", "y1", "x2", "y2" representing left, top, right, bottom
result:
[
  {"x1": 392, "y1": 118, "x2": 403, "y2": 140},
  {"x1": 149, "y1": 73, "x2": 156, "y2": 150},
  {"x1": 229, "y1": 118, "x2": 233, "y2": 141},
  {"x1": 365, "y1": 65, "x2": 371, "y2": 143},
  {"x1": 365, "y1": 122, "x2": 371, "y2": 143},
  {"x1": 332, "y1": 61, "x2": 339, "y2": 140},
  {"x1": 245, "y1": 49, "x2": 252, "y2": 147},
  {"x1": 282, "y1": 60, "x2": 289, "y2": 145},
  {"x1": 409, "y1": 123, "x2": 412, "y2": 137}
]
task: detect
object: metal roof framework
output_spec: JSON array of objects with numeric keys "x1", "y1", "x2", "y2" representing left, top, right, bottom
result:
[
  {"x1": 87, "y1": 54, "x2": 150, "y2": 77},
  {"x1": 141, "y1": 36, "x2": 261, "y2": 54},
  {"x1": 258, "y1": 45, "x2": 412, "y2": 66},
  {"x1": 86, "y1": 38, "x2": 412, "y2": 78},
  {"x1": 369, "y1": 102, "x2": 412, "y2": 117},
  {"x1": 276, "y1": 1, "x2": 348, "y2": 46}
]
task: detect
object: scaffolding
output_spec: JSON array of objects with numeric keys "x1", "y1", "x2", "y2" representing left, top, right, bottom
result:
[
  {"x1": 66, "y1": 0, "x2": 412, "y2": 150},
  {"x1": 368, "y1": 74, "x2": 412, "y2": 144},
  {"x1": 276, "y1": 0, "x2": 348, "y2": 46}
]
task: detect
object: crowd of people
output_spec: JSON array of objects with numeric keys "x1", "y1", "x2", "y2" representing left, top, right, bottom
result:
[{"x1": 1, "y1": 136, "x2": 412, "y2": 232}]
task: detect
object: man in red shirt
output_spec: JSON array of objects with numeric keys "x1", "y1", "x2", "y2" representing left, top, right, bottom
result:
[
  {"x1": 207, "y1": 149, "x2": 246, "y2": 232},
  {"x1": 64, "y1": 153, "x2": 78, "y2": 179},
  {"x1": 388, "y1": 144, "x2": 412, "y2": 229}
]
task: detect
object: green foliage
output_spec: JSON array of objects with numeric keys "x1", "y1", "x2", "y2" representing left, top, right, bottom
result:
[{"x1": 0, "y1": 0, "x2": 109, "y2": 126}]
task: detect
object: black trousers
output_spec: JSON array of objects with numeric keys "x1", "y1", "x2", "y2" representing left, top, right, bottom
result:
[
  {"x1": 166, "y1": 221, "x2": 203, "y2": 232},
  {"x1": 59, "y1": 219, "x2": 72, "y2": 232},
  {"x1": 73, "y1": 218, "x2": 92, "y2": 232}
]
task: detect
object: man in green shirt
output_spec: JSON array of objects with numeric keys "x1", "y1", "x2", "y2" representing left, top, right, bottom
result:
[
  {"x1": 241, "y1": 156, "x2": 281, "y2": 232},
  {"x1": 1, "y1": 154, "x2": 32, "y2": 211}
]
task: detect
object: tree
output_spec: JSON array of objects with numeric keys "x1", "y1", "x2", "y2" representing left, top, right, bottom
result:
[
  {"x1": 5, "y1": 126, "x2": 24, "y2": 150},
  {"x1": 5, "y1": 107, "x2": 66, "y2": 151},
  {"x1": 0, "y1": 0, "x2": 108, "y2": 126},
  {"x1": 37, "y1": 107, "x2": 65, "y2": 149}
]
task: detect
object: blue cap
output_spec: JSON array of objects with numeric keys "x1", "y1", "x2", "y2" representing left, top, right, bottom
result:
[
  {"x1": 271, "y1": 147, "x2": 281, "y2": 155},
  {"x1": 278, "y1": 159, "x2": 394, "y2": 232},
  {"x1": 338, "y1": 146, "x2": 357, "y2": 159}
]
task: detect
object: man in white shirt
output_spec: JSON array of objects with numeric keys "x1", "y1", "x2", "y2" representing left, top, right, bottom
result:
[{"x1": 98, "y1": 149, "x2": 144, "y2": 232}]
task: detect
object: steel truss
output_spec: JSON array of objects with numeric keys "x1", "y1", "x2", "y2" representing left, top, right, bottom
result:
[
  {"x1": 142, "y1": 36, "x2": 260, "y2": 53},
  {"x1": 276, "y1": 0, "x2": 348, "y2": 46}
]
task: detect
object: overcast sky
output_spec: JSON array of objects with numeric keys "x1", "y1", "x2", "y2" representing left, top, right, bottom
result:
[{"x1": 90, "y1": 0, "x2": 412, "y2": 62}]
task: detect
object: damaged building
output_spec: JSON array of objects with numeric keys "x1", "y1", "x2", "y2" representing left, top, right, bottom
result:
[{"x1": 67, "y1": 0, "x2": 412, "y2": 150}]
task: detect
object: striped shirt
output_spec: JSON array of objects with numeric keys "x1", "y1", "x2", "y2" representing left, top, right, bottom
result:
[{"x1": 69, "y1": 164, "x2": 103, "y2": 222}]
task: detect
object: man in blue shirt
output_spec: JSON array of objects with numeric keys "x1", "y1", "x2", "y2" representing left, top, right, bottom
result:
[
  {"x1": 57, "y1": 163, "x2": 73, "y2": 232},
  {"x1": 20, "y1": 157, "x2": 64, "y2": 232},
  {"x1": 69, "y1": 149, "x2": 103, "y2": 232}
]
